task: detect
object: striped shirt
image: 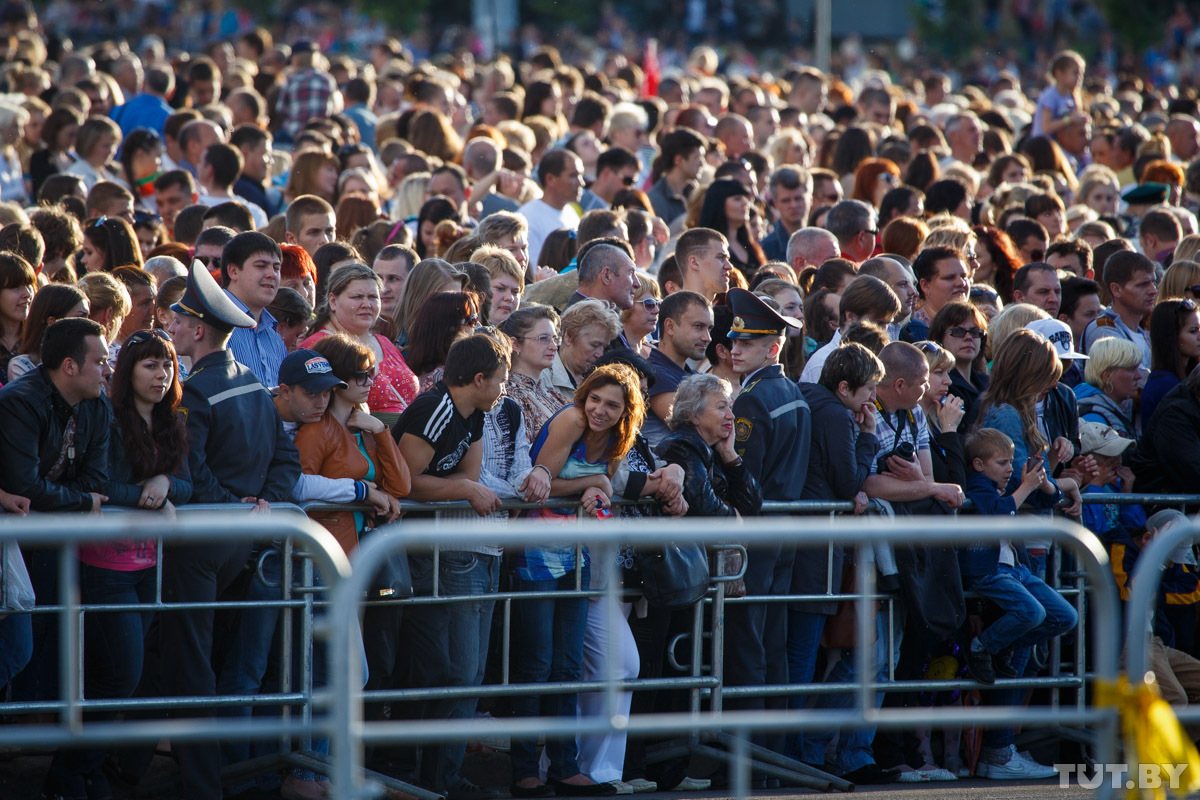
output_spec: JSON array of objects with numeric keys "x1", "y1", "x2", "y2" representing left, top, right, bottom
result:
[{"x1": 225, "y1": 290, "x2": 288, "y2": 389}]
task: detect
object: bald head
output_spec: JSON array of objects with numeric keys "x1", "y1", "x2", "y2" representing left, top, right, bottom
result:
[
  {"x1": 786, "y1": 227, "x2": 840, "y2": 271},
  {"x1": 462, "y1": 137, "x2": 502, "y2": 180}
]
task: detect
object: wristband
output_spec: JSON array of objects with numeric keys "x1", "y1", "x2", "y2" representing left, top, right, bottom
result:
[
  {"x1": 532, "y1": 464, "x2": 552, "y2": 480},
  {"x1": 354, "y1": 481, "x2": 368, "y2": 502},
  {"x1": 723, "y1": 455, "x2": 743, "y2": 469}
]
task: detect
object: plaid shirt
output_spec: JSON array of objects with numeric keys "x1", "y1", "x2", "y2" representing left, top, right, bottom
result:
[{"x1": 278, "y1": 67, "x2": 337, "y2": 140}]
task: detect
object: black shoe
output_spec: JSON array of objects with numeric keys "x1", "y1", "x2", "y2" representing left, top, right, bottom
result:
[
  {"x1": 841, "y1": 763, "x2": 899, "y2": 786},
  {"x1": 993, "y1": 648, "x2": 1018, "y2": 679},
  {"x1": 510, "y1": 783, "x2": 554, "y2": 798},
  {"x1": 967, "y1": 646, "x2": 997, "y2": 685},
  {"x1": 449, "y1": 780, "x2": 504, "y2": 800},
  {"x1": 550, "y1": 780, "x2": 619, "y2": 797}
]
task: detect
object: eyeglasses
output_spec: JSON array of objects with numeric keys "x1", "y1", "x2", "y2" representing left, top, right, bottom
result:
[
  {"x1": 947, "y1": 326, "x2": 985, "y2": 339},
  {"x1": 133, "y1": 210, "x2": 163, "y2": 225},
  {"x1": 640, "y1": 297, "x2": 660, "y2": 311},
  {"x1": 1187, "y1": 285, "x2": 1200, "y2": 298},
  {"x1": 522, "y1": 334, "x2": 560, "y2": 346},
  {"x1": 970, "y1": 286, "x2": 999, "y2": 301},
  {"x1": 621, "y1": 174, "x2": 637, "y2": 186},
  {"x1": 1180, "y1": 298, "x2": 1197, "y2": 312},
  {"x1": 354, "y1": 366, "x2": 378, "y2": 386},
  {"x1": 125, "y1": 328, "x2": 171, "y2": 347},
  {"x1": 197, "y1": 254, "x2": 221, "y2": 267}
]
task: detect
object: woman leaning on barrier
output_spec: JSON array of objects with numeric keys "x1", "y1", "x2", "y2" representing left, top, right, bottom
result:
[
  {"x1": 509, "y1": 363, "x2": 648, "y2": 799},
  {"x1": 42, "y1": 328, "x2": 191, "y2": 800}
]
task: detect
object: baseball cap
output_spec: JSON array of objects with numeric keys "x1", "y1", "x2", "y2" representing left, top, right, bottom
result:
[
  {"x1": 1025, "y1": 318, "x2": 1087, "y2": 360},
  {"x1": 1145, "y1": 509, "x2": 1196, "y2": 565},
  {"x1": 1078, "y1": 420, "x2": 1133, "y2": 457},
  {"x1": 278, "y1": 349, "x2": 347, "y2": 392}
]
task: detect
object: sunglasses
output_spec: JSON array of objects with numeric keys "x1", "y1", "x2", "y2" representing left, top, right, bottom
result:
[
  {"x1": 621, "y1": 174, "x2": 637, "y2": 187},
  {"x1": 1186, "y1": 285, "x2": 1200, "y2": 298},
  {"x1": 970, "y1": 286, "x2": 998, "y2": 301},
  {"x1": 1180, "y1": 298, "x2": 1198, "y2": 312},
  {"x1": 134, "y1": 210, "x2": 163, "y2": 225},
  {"x1": 640, "y1": 297, "x2": 660, "y2": 311},
  {"x1": 197, "y1": 254, "x2": 221, "y2": 267},
  {"x1": 916, "y1": 341, "x2": 943, "y2": 355},
  {"x1": 354, "y1": 366, "x2": 378, "y2": 386},
  {"x1": 947, "y1": 326, "x2": 985, "y2": 339},
  {"x1": 125, "y1": 328, "x2": 171, "y2": 347}
]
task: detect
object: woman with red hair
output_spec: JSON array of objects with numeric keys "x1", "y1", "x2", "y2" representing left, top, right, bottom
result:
[
  {"x1": 971, "y1": 225, "x2": 1022, "y2": 303},
  {"x1": 279, "y1": 243, "x2": 317, "y2": 307},
  {"x1": 850, "y1": 157, "x2": 902, "y2": 209}
]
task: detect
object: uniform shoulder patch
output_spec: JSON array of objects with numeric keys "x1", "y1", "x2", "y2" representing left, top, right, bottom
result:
[
  {"x1": 1095, "y1": 315, "x2": 1116, "y2": 328},
  {"x1": 178, "y1": 407, "x2": 189, "y2": 422},
  {"x1": 734, "y1": 417, "x2": 753, "y2": 442}
]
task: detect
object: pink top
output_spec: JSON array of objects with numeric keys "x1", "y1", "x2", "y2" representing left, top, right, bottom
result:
[
  {"x1": 79, "y1": 541, "x2": 156, "y2": 571},
  {"x1": 300, "y1": 330, "x2": 419, "y2": 413}
]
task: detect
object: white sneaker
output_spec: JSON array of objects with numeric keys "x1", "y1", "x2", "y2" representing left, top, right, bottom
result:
[
  {"x1": 1017, "y1": 750, "x2": 1058, "y2": 776},
  {"x1": 606, "y1": 780, "x2": 635, "y2": 795},
  {"x1": 979, "y1": 745, "x2": 1058, "y2": 779},
  {"x1": 671, "y1": 777, "x2": 712, "y2": 791},
  {"x1": 625, "y1": 779, "x2": 658, "y2": 793}
]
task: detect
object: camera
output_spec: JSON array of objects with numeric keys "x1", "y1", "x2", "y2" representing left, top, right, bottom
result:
[{"x1": 876, "y1": 440, "x2": 916, "y2": 474}]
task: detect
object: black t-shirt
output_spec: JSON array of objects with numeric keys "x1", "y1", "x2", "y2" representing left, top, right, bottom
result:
[{"x1": 392, "y1": 381, "x2": 483, "y2": 477}]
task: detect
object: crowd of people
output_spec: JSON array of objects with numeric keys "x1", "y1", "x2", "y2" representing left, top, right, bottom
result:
[{"x1": 5, "y1": 4, "x2": 1200, "y2": 799}]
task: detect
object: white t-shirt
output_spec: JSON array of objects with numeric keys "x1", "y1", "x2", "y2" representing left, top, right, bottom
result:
[
  {"x1": 520, "y1": 198, "x2": 581, "y2": 268},
  {"x1": 799, "y1": 329, "x2": 843, "y2": 384}
]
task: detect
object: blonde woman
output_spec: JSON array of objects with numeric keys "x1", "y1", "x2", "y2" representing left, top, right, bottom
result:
[
  {"x1": 78, "y1": 270, "x2": 131, "y2": 365},
  {"x1": 0, "y1": 101, "x2": 30, "y2": 203},
  {"x1": 390, "y1": 171, "x2": 431, "y2": 220},
  {"x1": 618, "y1": 272, "x2": 660, "y2": 357},
  {"x1": 1159, "y1": 260, "x2": 1200, "y2": 302},
  {"x1": 63, "y1": 116, "x2": 122, "y2": 190}
]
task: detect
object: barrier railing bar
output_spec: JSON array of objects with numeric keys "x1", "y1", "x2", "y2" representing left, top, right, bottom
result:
[{"x1": 1127, "y1": 521, "x2": 1200, "y2": 681}]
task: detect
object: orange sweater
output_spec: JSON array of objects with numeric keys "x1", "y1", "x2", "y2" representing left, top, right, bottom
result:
[{"x1": 295, "y1": 412, "x2": 411, "y2": 554}]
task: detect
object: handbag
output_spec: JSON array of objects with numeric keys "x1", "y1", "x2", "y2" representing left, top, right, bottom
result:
[
  {"x1": 821, "y1": 561, "x2": 878, "y2": 649},
  {"x1": 360, "y1": 527, "x2": 413, "y2": 600},
  {"x1": 638, "y1": 541, "x2": 710, "y2": 610},
  {"x1": 1, "y1": 541, "x2": 35, "y2": 616}
]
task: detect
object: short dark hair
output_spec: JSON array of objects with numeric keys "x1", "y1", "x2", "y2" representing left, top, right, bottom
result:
[
  {"x1": 443, "y1": 332, "x2": 511, "y2": 387},
  {"x1": 577, "y1": 242, "x2": 629, "y2": 284},
  {"x1": 221, "y1": 231, "x2": 282, "y2": 285},
  {"x1": 0, "y1": 224, "x2": 45, "y2": 269},
  {"x1": 42, "y1": 317, "x2": 105, "y2": 371},
  {"x1": 819, "y1": 341, "x2": 885, "y2": 393},
  {"x1": 1012, "y1": 262, "x2": 1058, "y2": 295},
  {"x1": 577, "y1": 208, "x2": 626, "y2": 246},
  {"x1": 537, "y1": 148, "x2": 575, "y2": 186},
  {"x1": 1060, "y1": 276, "x2": 1100, "y2": 318},
  {"x1": 203, "y1": 143, "x2": 243, "y2": 188},
  {"x1": 596, "y1": 146, "x2": 640, "y2": 176},
  {"x1": 660, "y1": 290, "x2": 709, "y2": 325},
  {"x1": 924, "y1": 179, "x2": 969, "y2": 216},
  {"x1": 153, "y1": 169, "x2": 196, "y2": 194},
  {"x1": 1103, "y1": 250, "x2": 1155, "y2": 290},
  {"x1": 268, "y1": 286, "x2": 313, "y2": 328},
  {"x1": 1005, "y1": 217, "x2": 1048, "y2": 247},
  {"x1": 1141, "y1": 208, "x2": 1183, "y2": 243},
  {"x1": 675, "y1": 228, "x2": 725, "y2": 270},
  {"x1": 203, "y1": 201, "x2": 255, "y2": 233},
  {"x1": 230, "y1": 123, "x2": 270, "y2": 151},
  {"x1": 1045, "y1": 238, "x2": 1092, "y2": 276},
  {"x1": 911, "y1": 245, "x2": 961, "y2": 295}
]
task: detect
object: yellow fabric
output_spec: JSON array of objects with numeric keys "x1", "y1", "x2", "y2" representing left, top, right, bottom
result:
[{"x1": 1096, "y1": 672, "x2": 1200, "y2": 799}]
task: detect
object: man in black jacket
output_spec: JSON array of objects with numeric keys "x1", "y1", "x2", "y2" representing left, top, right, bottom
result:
[
  {"x1": 0, "y1": 317, "x2": 112, "y2": 513},
  {"x1": 792, "y1": 343, "x2": 882, "y2": 768}
]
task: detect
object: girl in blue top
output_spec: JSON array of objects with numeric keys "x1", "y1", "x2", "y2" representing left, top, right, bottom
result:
[{"x1": 510, "y1": 364, "x2": 645, "y2": 798}]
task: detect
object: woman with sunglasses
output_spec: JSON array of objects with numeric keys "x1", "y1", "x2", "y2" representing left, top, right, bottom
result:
[
  {"x1": 301, "y1": 262, "x2": 419, "y2": 424},
  {"x1": 1143, "y1": 299, "x2": 1200, "y2": 428},
  {"x1": 41, "y1": 327, "x2": 190, "y2": 800},
  {"x1": 119, "y1": 128, "x2": 164, "y2": 213},
  {"x1": 500, "y1": 305, "x2": 571, "y2": 443},
  {"x1": 850, "y1": 158, "x2": 902, "y2": 209},
  {"x1": 403, "y1": 291, "x2": 482, "y2": 393},
  {"x1": 618, "y1": 272, "x2": 659, "y2": 357},
  {"x1": 299, "y1": 332, "x2": 408, "y2": 554},
  {"x1": 928, "y1": 301, "x2": 990, "y2": 429}
]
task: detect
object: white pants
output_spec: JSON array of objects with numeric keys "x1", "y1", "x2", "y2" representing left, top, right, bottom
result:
[{"x1": 577, "y1": 597, "x2": 640, "y2": 782}]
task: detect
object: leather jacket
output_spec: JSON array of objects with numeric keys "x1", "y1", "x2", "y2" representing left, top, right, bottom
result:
[{"x1": 657, "y1": 425, "x2": 762, "y2": 518}]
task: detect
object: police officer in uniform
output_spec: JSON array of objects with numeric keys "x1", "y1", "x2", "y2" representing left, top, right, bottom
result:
[
  {"x1": 725, "y1": 287, "x2": 810, "y2": 763},
  {"x1": 150, "y1": 260, "x2": 301, "y2": 800}
]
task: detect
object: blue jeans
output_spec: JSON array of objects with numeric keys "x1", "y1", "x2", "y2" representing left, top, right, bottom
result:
[
  {"x1": 509, "y1": 565, "x2": 591, "y2": 782},
  {"x1": 440, "y1": 551, "x2": 500, "y2": 789},
  {"x1": 786, "y1": 610, "x2": 826, "y2": 763},
  {"x1": 803, "y1": 606, "x2": 904, "y2": 773},
  {"x1": 215, "y1": 549, "x2": 347, "y2": 787},
  {"x1": 47, "y1": 565, "x2": 155, "y2": 793},
  {"x1": 971, "y1": 563, "x2": 1077, "y2": 655},
  {"x1": 11, "y1": 548, "x2": 59, "y2": 702},
  {"x1": 968, "y1": 563, "x2": 1077, "y2": 749},
  {"x1": 0, "y1": 612, "x2": 32, "y2": 687}
]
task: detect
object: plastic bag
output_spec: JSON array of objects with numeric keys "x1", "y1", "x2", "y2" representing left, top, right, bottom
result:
[{"x1": 1, "y1": 541, "x2": 36, "y2": 615}]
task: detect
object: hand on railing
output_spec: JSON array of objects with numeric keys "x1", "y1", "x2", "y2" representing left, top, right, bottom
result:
[{"x1": 0, "y1": 489, "x2": 30, "y2": 516}]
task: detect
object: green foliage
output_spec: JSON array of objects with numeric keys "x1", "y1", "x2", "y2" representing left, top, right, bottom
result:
[
  {"x1": 909, "y1": 0, "x2": 986, "y2": 61},
  {"x1": 521, "y1": 0, "x2": 597, "y2": 28},
  {"x1": 1097, "y1": 0, "x2": 1169, "y2": 52},
  {"x1": 359, "y1": 0, "x2": 432, "y2": 31}
]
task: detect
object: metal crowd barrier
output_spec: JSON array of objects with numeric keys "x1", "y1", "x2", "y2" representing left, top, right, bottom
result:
[
  {"x1": 327, "y1": 515, "x2": 1121, "y2": 800},
  {"x1": 1125, "y1": 520, "x2": 1200, "y2": 723},
  {"x1": 4, "y1": 493, "x2": 1193, "y2": 798}
]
